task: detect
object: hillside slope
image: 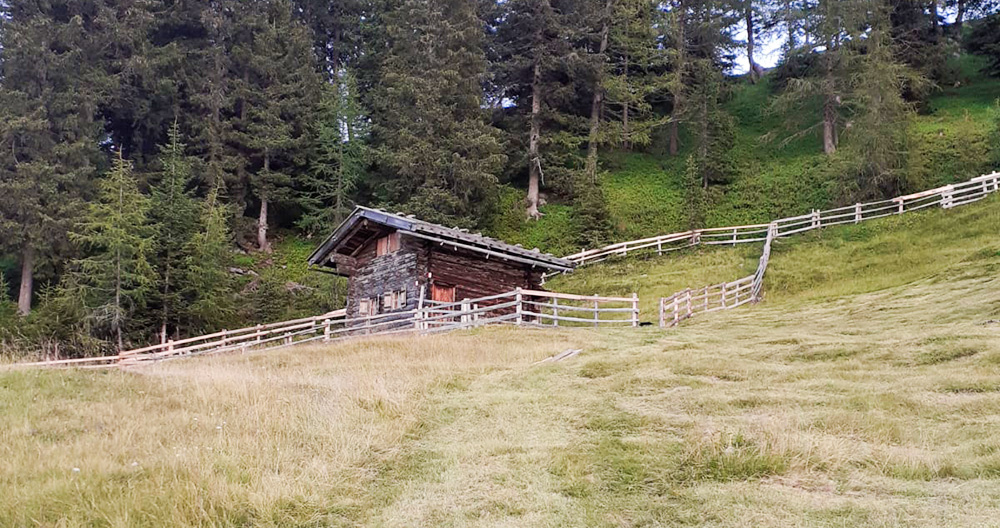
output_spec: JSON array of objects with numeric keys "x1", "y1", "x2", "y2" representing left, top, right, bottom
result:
[
  {"x1": 548, "y1": 191, "x2": 1000, "y2": 318},
  {"x1": 494, "y1": 57, "x2": 999, "y2": 256}
]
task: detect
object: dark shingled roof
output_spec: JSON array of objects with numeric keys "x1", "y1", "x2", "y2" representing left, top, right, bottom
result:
[{"x1": 308, "y1": 207, "x2": 575, "y2": 273}]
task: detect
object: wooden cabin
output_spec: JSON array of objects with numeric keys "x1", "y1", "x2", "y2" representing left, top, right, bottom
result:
[{"x1": 308, "y1": 208, "x2": 576, "y2": 319}]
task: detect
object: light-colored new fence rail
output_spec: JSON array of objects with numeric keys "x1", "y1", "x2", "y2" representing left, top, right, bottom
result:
[
  {"x1": 7, "y1": 288, "x2": 639, "y2": 370},
  {"x1": 654, "y1": 171, "x2": 999, "y2": 327},
  {"x1": 566, "y1": 172, "x2": 1000, "y2": 268},
  {"x1": 659, "y1": 223, "x2": 776, "y2": 327}
]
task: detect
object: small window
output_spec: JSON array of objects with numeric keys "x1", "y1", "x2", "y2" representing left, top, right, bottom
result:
[
  {"x1": 376, "y1": 232, "x2": 402, "y2": 256},
  {"x1": 395, "y1": 289, "x2": 407, "y2": 310},
  {"x1": 382, "y1": 292, "x2": 395, "y2": 312},
  {"x1": 359, "y1": 298, "x2": 373, "y2": 317}
]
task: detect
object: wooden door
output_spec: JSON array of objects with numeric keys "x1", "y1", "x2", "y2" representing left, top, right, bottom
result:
[{"x1": 431, "y1": 284, "x2": 456, "y2": 303}]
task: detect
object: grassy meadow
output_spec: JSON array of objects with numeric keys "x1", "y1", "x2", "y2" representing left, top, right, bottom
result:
[{"x1": 3, "y1": 195, "x2": 1000, "y2": 527}]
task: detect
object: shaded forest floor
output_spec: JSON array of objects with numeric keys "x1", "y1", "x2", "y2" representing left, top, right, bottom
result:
[{"x1": 3, "y1": 195, "x2": 999, "y2": 527}]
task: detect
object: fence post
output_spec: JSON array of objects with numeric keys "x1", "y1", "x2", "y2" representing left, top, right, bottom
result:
[
  {"x1": 657, "y1": 240, "x2": 663, "y2": 256},
  {"x1": 460, "y1": 299, "x2": 470, "y2": 325},
  {"x1": 942, "y1": 185, "x2": 954, "y2": 209},
  {"x1": 515, "y1": 288, "x2": 523, "y2": 326},
  {"x1": 631, "y1": 293, "x2": 639, "y2": 328},
  {"x1": 221, "y1": 330, "x2": 228, "y2": 348},
  {"x1": 732, "y1": 227, "x2": 738, "y2": 246},
  {"x1": 659, "y1": 298, "x2": 665, "y2": 328},
  {"x1": 673, "y1": 296, "x2": 680, "y2": 326},
  {"x1": 416, "y1": 285, "x2": 426, "y2": 332},
  {"x1": 854, "y1": 203, "x2": 862, "y2": 224},
  {"x1": 553, "y1": 297, "x2": 559, "y2": 327},
  {"x1": 256, "y1": 324, "x2": 262, "y2": 344},
  {"x1": 897, "y1": 200, "x2": 904, "y2": 214},
  {"x1": 323, "y1": 319, "x2": 331, "y2": 342},
  {"x1": 167, "y1": 339, "x2": 174, "y2": 356},
  {"x1": 721, "y1": 282, "x2": 728, "y2": 309},
  {"x1": 686, "y1": 289, "x2": 693, "y2": 320},
  {"x1": 593, "y1": 295, "x2": 600, "y2": 327}
]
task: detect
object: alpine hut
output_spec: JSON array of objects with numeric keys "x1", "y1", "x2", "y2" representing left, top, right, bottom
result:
[{"x1": 307, "y1": 208, "x2": 576, "y2": 319}]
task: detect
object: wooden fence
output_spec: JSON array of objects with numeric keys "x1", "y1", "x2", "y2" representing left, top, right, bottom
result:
[
  {"x1": 6, "y1": 288, "x2": 638, "y2": 370},
  {"x1": 659, "y1": 224, "x2": 776, "y2": 327},
  {"x1": 654, "y1": 171, "x2": 999, "y2": 327},
  {"x1": 565, "y1": 172, "x2": 1000, "y2": 267}
]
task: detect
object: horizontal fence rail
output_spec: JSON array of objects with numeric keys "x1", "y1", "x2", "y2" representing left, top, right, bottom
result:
[
  {"x1": 653, "y1": 171, "x2": 998, "y2": 327},
  {"x1": 564, "y1": 172, "x2": 1000, "y2": 269},
  {"x1": 7, "y1": 288, "x2": 641, "y2": 370}
]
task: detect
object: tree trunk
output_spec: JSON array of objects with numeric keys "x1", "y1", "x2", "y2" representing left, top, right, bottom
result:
[
  {"x1": 747, "y1": 2, "x2": 761, "y2": 83},
  {"x1": 931, "y1": 0, "x2": 941, "y2": 39},
  {"x1": 258, "y1": 151, "x2": 274, "y2": 253},
  {"x1": 586, "y1": 0, "x2": 613, "y2": 183},
  {"x1": 669, "y1": 120, "x2": 680, "y2": 156},
  {"x1": 622, "y1": 53, "x2": 631, "y2": 150},
  {"x1": 822, "y1": 42, "x2": 837, "y2": 156},
  {"x1": 669, "y1": 1, "x2": 685, "y2": 157},
  {"x1": 527, "y1": 60, "x2": 543, "y2": 220},
  {"x1": 955, "y1": 0, "x2": 966, "y2": 34},
  {"x1": 17, "y1": 245, "x2": 34, "y2": 316},
  {"x1": 784, "y1": 0, "x2": 795, "y2": 52},
  {"x1": 258, "y1": 197, "x2": 272, "y2": 253},
  {"x1": 700, "y1": 98, "x2": 709, "y2": 189},
  {"x1": 115, "y1": 245, "x2": 123, "y2": 353},
  {"x1": 161, "y1": 264, "x2": 170, "y2": 345},
  {"x1": 823, "y1": 95, "x2": 837, "y2": 155}
]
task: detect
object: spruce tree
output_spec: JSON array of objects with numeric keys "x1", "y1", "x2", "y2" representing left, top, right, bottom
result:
[
  {"x1": 603, "y1": 0, "x2": 669, "y2": 152},
  {"x1": 298, "y1": 73, "x2": 369, "y2": 235},
  {"x1": 491, "y1": 0, "x2": 594, "y2": 219},
  {"x1": 230, "y1": 0, "x2": 321, "y2": 252},
  {"x1": 770, "y1": 0, "x2": 868, "y2": 155},
  {"x1": 148, "y1": 122, "x2": 200, "y2": 342},
  {"x1": 183, "y1": 185, "x2": 236, "y2": 334},
  {"x1": 372, "y1": 0, "x2": 505, "y2": 227},
  {"x1": 68, "y1": 153, "x2": 155, "y2": 352},
  {"x1": 845, "y1": 7, "x2": 921, "y2": 197},
  {"x1": 0, "y1": 0, "x2": 103, "y2": 316}
]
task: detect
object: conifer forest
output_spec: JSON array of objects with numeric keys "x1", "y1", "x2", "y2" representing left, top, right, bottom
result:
[{"x1": 2, "y1": 0, "x2": 999, "y2": 356}]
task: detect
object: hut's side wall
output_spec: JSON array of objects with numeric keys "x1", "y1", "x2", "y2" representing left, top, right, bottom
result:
[
  {"x1": 346, "y1": 236, "x2": 427, "y2": 319},
  {"x1": 427, "y1": 250, "x2": 543, "y2": 301}
]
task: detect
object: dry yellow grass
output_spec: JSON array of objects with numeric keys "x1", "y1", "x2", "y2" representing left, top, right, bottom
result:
[{"x1": 0, "y1": 330, "x2": 595, "y2": 526}]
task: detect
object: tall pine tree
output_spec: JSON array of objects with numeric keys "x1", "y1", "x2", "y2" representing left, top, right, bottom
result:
[
  {"x1": 183, "y1": 185, "x2": 236, "y2": 334},
  {"x1": 67, "y1": 152, "x2": 155, "y2": 352},
  {"x1": 0, "y1": 0, "x2": 103, "y2": 316},
  {"x1": 298, "y1": 73, "x2": 369, "y2": 235},
  {"x1": 372, "y1": 0, "x2": 505, "y2": 227},
  {"x1": 148, "y1": 122, "x2": 200, "y2": 342},
  {"x1": 230, "y1": 0, "x2": 321, "y2": 252}
]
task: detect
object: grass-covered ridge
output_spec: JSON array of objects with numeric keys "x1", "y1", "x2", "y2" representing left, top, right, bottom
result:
[
  {"x1": 548, "y1": 192, "x2": 1000, "y2": 318},
  {"x1": 3, "y1": 196, "x2": 999, "y2": 525},
  {"x1": 496, "y1": 57, "x2": 1000, "y2": 255}
]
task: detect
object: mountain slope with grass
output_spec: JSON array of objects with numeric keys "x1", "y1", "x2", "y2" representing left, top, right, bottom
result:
[
  {"x1": 548, "y1": 192, "x2": 1000, "y2": 318},
  {"x1": 3, "y1": 189, "x2": 999, "y2": 527},
  {"x1": 492, "y1": 56, "x2": 1000, "y2": 256}
]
